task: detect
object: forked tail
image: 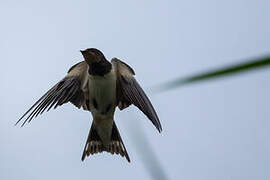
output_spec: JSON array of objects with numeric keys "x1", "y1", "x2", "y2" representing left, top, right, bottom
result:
[{"x1": 81, "y1": 121, "x2": 130, "y2": 162}]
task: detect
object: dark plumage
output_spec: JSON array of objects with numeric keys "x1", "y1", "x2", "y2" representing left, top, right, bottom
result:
[
  {"x1": 88, "y1": 61, "x2": 112, "y2": 76},
  {"x1": 17, "y1": 48, "x2": 162, "y2": 163}
]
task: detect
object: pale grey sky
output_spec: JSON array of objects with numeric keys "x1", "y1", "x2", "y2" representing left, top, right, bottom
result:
[{"x1": 1, "y1": 0, "x2": 270, "y2": 180}]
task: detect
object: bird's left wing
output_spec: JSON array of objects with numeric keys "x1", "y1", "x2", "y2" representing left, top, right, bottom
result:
[
  {"x1": 16, "y1": 61, "x2": 89, "y2": 127},
  {"x1": 111, "y1": 58, "x2": 162, "y2": 132}
]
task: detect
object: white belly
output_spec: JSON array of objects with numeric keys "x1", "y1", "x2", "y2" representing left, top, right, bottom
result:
[{"x1": 88, "y1": 70, "x2": 117, "y2": 117}]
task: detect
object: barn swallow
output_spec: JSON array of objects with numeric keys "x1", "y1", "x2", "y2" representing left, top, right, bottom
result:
[{"x1": 16, "y1": 48, "x2": 162, "y2": 162}]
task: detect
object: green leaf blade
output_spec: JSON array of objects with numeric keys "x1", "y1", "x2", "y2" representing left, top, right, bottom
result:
[{"x1": 153, "y1": 55, "x2": 270, "y2": 92}]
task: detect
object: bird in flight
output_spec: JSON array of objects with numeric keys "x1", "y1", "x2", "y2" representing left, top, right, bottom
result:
[{"x1": 16, "y1": 48, "x2": 162, "y2": 162}]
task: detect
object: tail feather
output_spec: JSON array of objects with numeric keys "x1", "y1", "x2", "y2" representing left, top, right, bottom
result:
[
  {"x1": 81, "y1": 123, "x2": 105, "y2": 160},
  {"x1": 81, "y1": 121, "x2": 130, "y2": 162}
]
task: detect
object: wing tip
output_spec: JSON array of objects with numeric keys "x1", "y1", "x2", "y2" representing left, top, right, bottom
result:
[
  {"x1": 157, "y1": 124, "x2": 162, "y2": 133},
  {"x1": 14, "y1": 119, "x2": 21, "y2": 126},
  {"x1": 15, "y1": 117, "x2": 26, "y2": 127}
]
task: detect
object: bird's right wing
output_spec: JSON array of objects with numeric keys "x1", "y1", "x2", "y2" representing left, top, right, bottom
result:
[
  {"x1": 112, "y1": 58, "x2": 162, "y2": 132},
  {"x1": 16, "y1": 61, "x2": 89, "y2": 127}
]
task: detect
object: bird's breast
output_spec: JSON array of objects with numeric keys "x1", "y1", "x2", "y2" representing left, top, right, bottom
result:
[{"x1": 87, "y1": 70, "x2": 117, "y2": 116}]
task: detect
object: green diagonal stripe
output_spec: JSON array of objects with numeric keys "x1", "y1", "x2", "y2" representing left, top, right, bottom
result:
[{"x1": 153, "y1": 55, "x2": 270, "y2": 92}]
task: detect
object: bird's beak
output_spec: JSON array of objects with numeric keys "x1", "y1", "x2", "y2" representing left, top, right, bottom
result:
[
  {"x1": 80, "y1": 50, "x2": 86, "y2": 54},
  {"x1": 80, "y1": 49, "x2": 97, "y2": 63}
]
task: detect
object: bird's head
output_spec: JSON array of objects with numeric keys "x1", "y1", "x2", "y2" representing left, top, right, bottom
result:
[
  {"x1": 80, "y1": 48, "x2": 106, "y2": 65},
  {"x1": 80, "y1": 48, "x2": 112, "y2": 76}
]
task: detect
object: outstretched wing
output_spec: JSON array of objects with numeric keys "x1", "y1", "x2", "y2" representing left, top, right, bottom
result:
[
  {"x1": 111, "y1": 58, "x2": 162, "y2": 132},
  {"x1": 16, "y1": 61, "x2": 89, "y2": 127}
]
